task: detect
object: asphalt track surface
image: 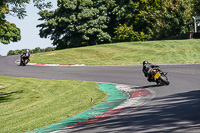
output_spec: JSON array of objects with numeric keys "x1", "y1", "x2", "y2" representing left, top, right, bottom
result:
[{"x1": 1, "y1": 55, "x2": 200, "y2": 133}]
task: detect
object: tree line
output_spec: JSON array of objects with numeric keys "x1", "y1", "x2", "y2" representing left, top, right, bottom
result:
[
  {"x1": 1, "y1": 0, "x2": 200, "y2": 49},
  {"x1": 7, "y1": 47, "x2": 56, "y2": 55}
]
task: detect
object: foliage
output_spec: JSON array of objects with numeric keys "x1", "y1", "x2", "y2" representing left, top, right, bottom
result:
[
  {"x1": 192, "y1": 0, "x2": 200, "y2": 16},
  {"x1": 4, "y1": 0, "x2": 52, "y2": 19},
  {"x1": 0, "y1": 0, "x2": 52, "y2": 44},
  {"x1": 37, "y1": 0, "x2": 111, "y2": 49},
  {"x1": 113, "y1": 24, "x2": 139, "y2": 42},
  {"x1": 151, "y1": 0, "x2": 194, "y2": 39},
  {"x1": 0, "y1": 1, "x2": 21, "y2": 44},
  {"x1": 113, "y1": 0, "x2": 194, "y2": 41},
  {"x1": 113, "y1": 24, "x2": 152, "y2": 42},
  {"x1": 0, "y1": 20, "x2": 21, "y2": 44},
  {"x1": 1, "y1": 0, "x2": 200, "y2": 46},
  {"x1": 7, "y1": 47, "x2": 56, "y2": 55}
]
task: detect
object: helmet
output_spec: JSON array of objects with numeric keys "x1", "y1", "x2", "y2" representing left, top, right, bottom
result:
[
  {"x1": 143, "y1": 61, "x2": 148, "y2": 65},
  {"x1": 26, "y1": 50, "x2": 29, "y2": 53}
]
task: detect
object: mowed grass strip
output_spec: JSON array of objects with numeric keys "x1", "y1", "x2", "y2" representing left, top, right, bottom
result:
[
  {"x1": 0, "y1": 76, "x2": 108, "y2": 133},
  {"x1": 31, "y1": 39, "x2": 200, "y2": 65}
]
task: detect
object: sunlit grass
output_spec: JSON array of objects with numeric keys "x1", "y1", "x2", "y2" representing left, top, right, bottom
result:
[
  {"x1": 30, "y1": 39, "x2": 200, "y2": 65},
  {"x1": 0, "y1": 76, "x2": 108, "y2": 133}
]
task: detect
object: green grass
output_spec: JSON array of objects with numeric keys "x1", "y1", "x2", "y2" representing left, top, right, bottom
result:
[
  {"x1": 2, "y1": 39, "x2": 200, "y2": 132},
  {"x1": 30, "y1": 39, "x2": 200, "y2": 65},
  {"x1": 0, "y1": 76, "x2": 108, "y2": 133}
]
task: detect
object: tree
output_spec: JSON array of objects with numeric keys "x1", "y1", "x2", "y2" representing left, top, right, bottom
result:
[
  {"x1": 45, "y1": 47, "x2": 55, "y2": 52},
  {"x1": 113, "y1": 24, "x2": 152, "y2": 42},
  {"x1": 0, "y1": 0, "x2": 52, "y2": 44},
  {"x1": 0, "y1": 1, "x2": 21, "y2": 44},
  {"x1": 112, "y1": 0, "x2": 194, "y2": 41},
  {"x1": 37, "y1": 0, "x2": 111, "y2": 49},
  {"x1": 112, "y1": 24, "x2": 139, "y2": 42},
  {"x1": 151, "y1": 0, "x2": 193, "y2": 39},
  {"x1": 192, "y1": 0, "x2": 200, "y2": 16}
]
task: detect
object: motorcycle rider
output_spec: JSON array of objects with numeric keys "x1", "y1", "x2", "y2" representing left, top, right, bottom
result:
[
  {"x1": 142, "y1": 61, "x2": 159, "y2": 82},
  {"x1": 21, "y1": 50, "x2": 30, "y2": 63}
]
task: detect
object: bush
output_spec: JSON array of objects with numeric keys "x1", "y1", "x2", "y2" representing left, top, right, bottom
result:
[
  {"x1": 112, "y1": 24, "x2": 151, "y2": 42},
  {"x1": 7, "y1": 47, "x2": 56, "y2": 56}
]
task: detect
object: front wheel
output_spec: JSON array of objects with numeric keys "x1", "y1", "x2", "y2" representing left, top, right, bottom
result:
[
  {"x1": 21, "y1": 59, "x2": 26, "y2": 66},
  {"x1": 159, "y1": 75, "x2": 170, "y2": 85}
]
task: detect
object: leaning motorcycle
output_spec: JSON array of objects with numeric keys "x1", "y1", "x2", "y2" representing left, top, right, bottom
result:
[
  {"x1": 149, "y1": 66, "x2": 170, "y2": 85},
  {"x1": 20, "y1": 56, "x2": 29, "y2": 66}
]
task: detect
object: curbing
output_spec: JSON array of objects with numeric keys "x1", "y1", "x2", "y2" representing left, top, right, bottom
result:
[
  {"x1": 16, "y1": 58, "x2": 155, "y2": 132},
  {"x1": 27, "y1": 83, "x2": 154, "y2": 133},
  {"x1": 27, "y1": 83, "x2": 129, "y2": 133},
  {"x1": 15, "y1": 58, "x2": 85, "y2": 67}
]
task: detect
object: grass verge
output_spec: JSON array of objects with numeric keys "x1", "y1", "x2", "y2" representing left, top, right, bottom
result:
[
  {"x1": 0, "y1": 76, "x2": 108, "y2": 133},
  {"x1": 30, "y1": 39, "x2": 200, "y2": 65}
]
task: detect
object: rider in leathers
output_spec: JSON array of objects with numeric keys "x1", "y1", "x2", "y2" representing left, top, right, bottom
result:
[
  {"x1": 142, "y1": 61, "x2": 159, "y2": 82},
  {"x1": 21, "y1": 50, "x2": 30, "y2": 63}
]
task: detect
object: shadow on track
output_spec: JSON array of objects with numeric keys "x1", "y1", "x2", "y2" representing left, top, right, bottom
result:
[
  {"x1": 69, "y1": 90, "x2": 200, "y2": 133},
  {"x1": 133, "y1": 84, "x2": 164, "y2": 89}
]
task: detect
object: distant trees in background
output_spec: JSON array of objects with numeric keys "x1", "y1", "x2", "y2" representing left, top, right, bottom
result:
[
  {"x1": 37, "y1": 0, "x2": 200, "y2": 48},
  {"x1": 1, "y1": 0, "x2": 200, "y2": 49},
  {"x1": 7, "y1": 47, "x2": 56, "y2": 56}
]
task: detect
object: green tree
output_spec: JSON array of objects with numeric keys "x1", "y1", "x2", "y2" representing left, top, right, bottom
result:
[
  {"x1": 4, "y1": 0, "x2": 52, "y2": 19},
  {"x1": 151, "y1": 0, "x2": 193, "y2": 39},
  {"x1": 37, "y1": 0, "x2": 111, "y2": 49},
  {"x1": 113, "y1": 24, "x2": 139, "y2": 42},
  {"x1": 192, "y1": 0, "x2": 200, "y2": 16},
  {"x1": 0, "y1": 1, "x2": 21, "y2": 44},
  {"x1": 113, "y1": 24, "x2": 151, "y2": 42},
  {"x1": 34, "y1": 47, "x2": 41, "y2": 53},
  {"x1": 7, "y1": 47, "x2": 55, "y2": 55},
  {"x1": 0, "y1": 0, "x2": 52, "y2": 44},
  {"x1": 112, "y1": 0, "x2": 194, "y2": 41},
  {"x1": 7, "y1": 50, "x2": 14, "y2": 55},
  {"x1": 45, "y1": 47, "x2": 55, "y2": 52}
]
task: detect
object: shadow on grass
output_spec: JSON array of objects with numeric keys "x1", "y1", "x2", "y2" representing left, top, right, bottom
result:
[
  {"x1": 0, "y1": 90, "x2": 24, "y2": 103},
  {"x1": 69, "y1": 90, "x2": 200, "y2": 133}
]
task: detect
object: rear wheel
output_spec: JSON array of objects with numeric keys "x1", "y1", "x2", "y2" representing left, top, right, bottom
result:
[{"x1": 159, "y1": 75, "x2": 170, "y2": 85}]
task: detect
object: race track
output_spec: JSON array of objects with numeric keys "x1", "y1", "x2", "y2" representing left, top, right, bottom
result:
[{"x1": 0, "y1": 55, "x2": 200, "y2": 133}]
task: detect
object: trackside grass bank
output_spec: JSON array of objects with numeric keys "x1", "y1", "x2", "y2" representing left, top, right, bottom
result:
[
  {"x1": 30, "y1": 39, "x2": 200, "y2": 65},
  {"x1": 0, "y1": 76, "x2": 108, "y2": 133}
]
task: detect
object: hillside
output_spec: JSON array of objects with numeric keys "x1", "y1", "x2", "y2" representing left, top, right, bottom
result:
[{"x1": 31, "y1": 39, "x2": 200, "y2": 65}]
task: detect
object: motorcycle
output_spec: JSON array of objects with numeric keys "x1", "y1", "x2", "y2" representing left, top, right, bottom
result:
[
  {"x1": 20, "y1": 55, "x2": 29, "y2": 66},
  {"x1": 149, "y1": 66, "x2": 170, "y2": 85}
]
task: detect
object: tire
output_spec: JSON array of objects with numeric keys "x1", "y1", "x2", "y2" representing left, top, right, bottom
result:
[
  {"x1": 159, "y1": 75, "x2": 170, "y2": 85},
  {"x1": 21, "y1": 61, "x2": 26, "y2": 66},
  {"x1": 21, "y1": 58, "x2": 27, "y2": 66}
]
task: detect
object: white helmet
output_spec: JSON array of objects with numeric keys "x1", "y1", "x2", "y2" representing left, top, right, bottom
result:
[{"x1": 26, "y1": 50, "x2": 29, "y2": 53}]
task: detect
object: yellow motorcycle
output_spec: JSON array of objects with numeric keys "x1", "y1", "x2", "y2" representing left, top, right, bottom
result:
[{"x1": 150, "y1": 66, "x2": 170, "y2": 85}]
